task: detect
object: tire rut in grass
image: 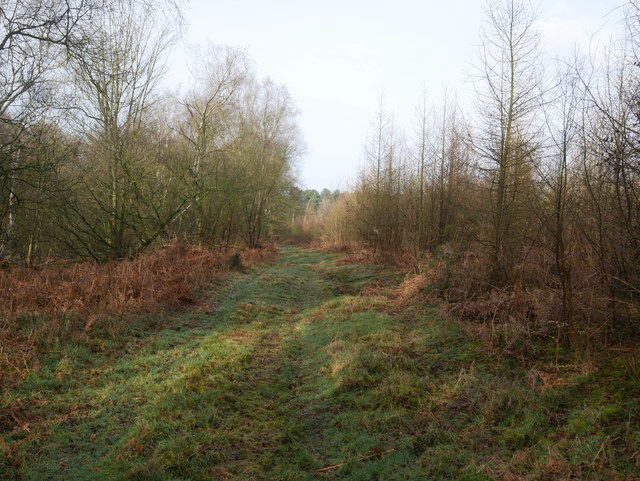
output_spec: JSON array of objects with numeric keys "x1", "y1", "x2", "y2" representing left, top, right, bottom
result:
[
  {"x1": 198, "y1": 247, "x2": 338, "y2": 477},
  {"x1": 1, "y1": 247, "x2": 348, "y2": 480}
]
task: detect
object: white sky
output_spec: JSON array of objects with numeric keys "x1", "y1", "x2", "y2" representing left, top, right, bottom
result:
[{"x1": 167, "y1": 0, "x2": 623, "y2": 191}]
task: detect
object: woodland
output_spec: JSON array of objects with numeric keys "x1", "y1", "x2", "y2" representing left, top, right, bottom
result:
[
  {"x1": 301, "y1": 0, "x2": 640, "y2": 359},
  {"x1": 1, "y1": 0, "x2": 639, "y2": 479}
]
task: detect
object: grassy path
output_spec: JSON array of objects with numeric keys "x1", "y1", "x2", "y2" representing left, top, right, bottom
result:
[{"x1": 1, "y1": 247, "x2": 638, "y2": 480}]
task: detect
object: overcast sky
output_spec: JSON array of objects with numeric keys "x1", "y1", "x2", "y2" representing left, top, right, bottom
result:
[{"x1": 167, "y1": 0, "x2": 623, "y2": 191}]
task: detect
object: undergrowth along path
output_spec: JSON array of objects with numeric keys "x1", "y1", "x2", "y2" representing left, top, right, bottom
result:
[{"x1": 1, "y1": 247, "x2": 638, "y2": 480}]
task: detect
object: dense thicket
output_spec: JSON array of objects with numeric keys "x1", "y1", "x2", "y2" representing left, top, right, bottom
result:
[
  {"x1": 0, "y1": 0, "x2": 303, "y2": 262},
  {"x1": 318, "y1": 0, "x2": 640, "y2": 352}
]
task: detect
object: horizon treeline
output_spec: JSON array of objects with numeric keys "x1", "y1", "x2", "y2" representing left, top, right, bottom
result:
[
  {"x1": 0, "y1": 0, "x2": 304, "y2": 262},
  {"x1": 312, "y1": 0, "x2": 640, "y2": 350}
]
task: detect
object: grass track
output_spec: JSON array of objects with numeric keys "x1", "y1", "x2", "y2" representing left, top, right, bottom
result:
[{"x1": 1, "y1": 247, "x2": 638, "y2": 480}]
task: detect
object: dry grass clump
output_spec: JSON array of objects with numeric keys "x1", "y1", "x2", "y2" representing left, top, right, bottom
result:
[
  {"x1": 326, "y1": 244, "x2": 418, "y2": 268},
  {"x1": 414, "y1": 249, "x2": 564, "y2": 351},
  {"x1": 389, "y1": 273, "x2": 429, "y2": 307},
  {"x1": 305, "y1": 241, "x2": 356, "y2": 254},
  {"x1": 452, "y1": 288, "x2": 560, "y2": 354},
  {"x1": 239, "y1": 244, "x2": 276, "y2": 267},
  {"x1": 0, "y1": 242, "x2": 274, "y2": 319},
  {"x1": 336, "y1": 248, "x2": 379, "y2": 266},
  {"x1": 453, "y1": 288, "x2": 557, "y2": 330}
]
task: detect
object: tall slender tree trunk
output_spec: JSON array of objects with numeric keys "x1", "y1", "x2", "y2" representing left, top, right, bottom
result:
[{"x1": 1, "y1": 147, "x2": 20, "y2": 259}]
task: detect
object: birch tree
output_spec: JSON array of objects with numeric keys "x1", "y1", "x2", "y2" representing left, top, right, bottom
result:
[
  {"x1": 0, "y1": 0, "x2": 103, "y2": 258},
  {"x1": 62, "y1": 0, "x2": 183, "y2": 259}
]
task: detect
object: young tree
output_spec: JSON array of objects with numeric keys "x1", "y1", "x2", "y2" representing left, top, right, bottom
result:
[
  {"x1": 538, "y1": 61, "x2": 583, "y2": 352},
  {"x1": 363, "y1": 99, "x2": 393, "y2": 252},
  {"x1": 472, "y1": 0, "x2": 544, "y2": 286},
  {"x1": 413, "y1": 86, "x2": 431, "y2": 254},
  {"x1": 578, "y1": 33, "x2": 640, "y2": 328}
]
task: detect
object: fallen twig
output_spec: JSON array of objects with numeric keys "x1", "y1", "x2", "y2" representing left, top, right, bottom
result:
[{"x1": 314, "y1": 448, "x2": 396, "y2": 472}]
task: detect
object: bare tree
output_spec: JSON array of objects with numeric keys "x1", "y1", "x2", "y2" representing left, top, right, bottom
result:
[
  {"x1": 364, "y1": 98, "x2": 393, "y2": 253},
  {"x1": 537, "y1": 60, "x2": 584, "y2": 352},
  {"x1": 0, "y1": 0, "x2": 104, "y2": 259},
  {"x1": 472, "y1": 0, "x2": 544, "y2": 286},
  {"x1": 60, "y1": 0, "x2": 183, "y2": 259},
  {"x1": 0, "y1": 0, "x2": 101, "y2": 122},
  {"x1": 237, "y1": 78, "x2": 302, "y2": 248},
  {"x1": 413, "y1": 86, "x2": 431, "y2": 254},
  {"x1": 578, "y1": 31, "x2": 640, "y2": 328},
  {"x1": 177, "y1": 45, "x2": 249, "y2": 244}
]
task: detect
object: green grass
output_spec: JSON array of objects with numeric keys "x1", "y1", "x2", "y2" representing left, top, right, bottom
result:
[{"x1": 1, "y1": 246, "x2": 638, "y2": 480}]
